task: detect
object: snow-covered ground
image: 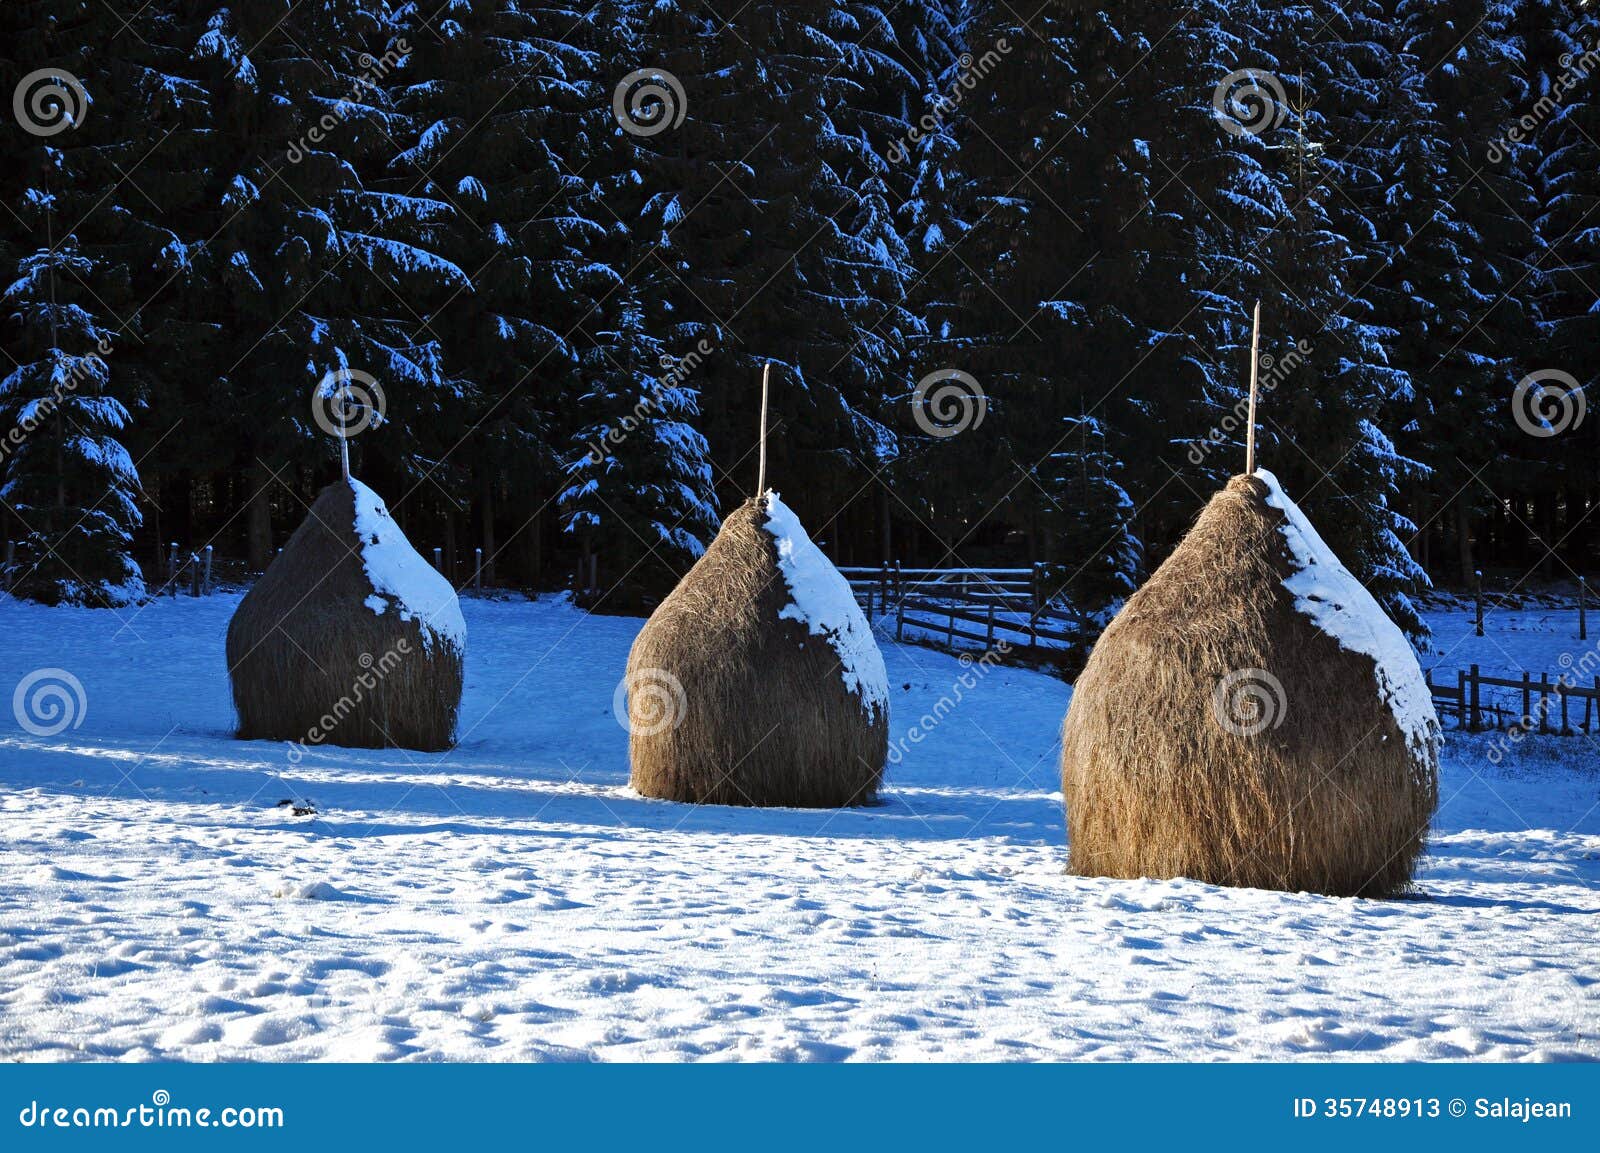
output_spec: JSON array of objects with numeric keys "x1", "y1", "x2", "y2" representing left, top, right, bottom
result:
[
  {"x1": 1423, "y1": 604, "x2": 1597, "y2": 679},
  {"x1": 0, "y1": 593, "x2": 1596, "y2": 1061}
]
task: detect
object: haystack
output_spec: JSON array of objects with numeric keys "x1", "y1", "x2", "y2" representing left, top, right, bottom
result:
[
  {"x1": 1060, "y1": 469, "x2": 1439, "y2": 896},
  {"x1": 625, "y1": 490, "x2": 889, "y2": 807},
  {"x1": 227, "y1": 476, "x2": 466, "y2": 751}
]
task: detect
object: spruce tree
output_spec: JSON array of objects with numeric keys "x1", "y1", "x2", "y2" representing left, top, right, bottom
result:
[
  {"x1": 1256, "y1": 0, "x2": 1431, "y2": 640},
  {"x1": 1, "y1": 157, "x2": 145, "y2": 606}
]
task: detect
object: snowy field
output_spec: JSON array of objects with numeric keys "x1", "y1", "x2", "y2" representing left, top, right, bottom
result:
[{"x1": 0, "y1": 593, "x2": 1596, "y2": 1062}]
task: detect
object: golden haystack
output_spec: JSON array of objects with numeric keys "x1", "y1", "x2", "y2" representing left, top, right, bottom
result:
[
  {"x1": 226, "y1": 477, "x2": 465, "y2": 752},
  {"x1": 1060, "y1": 471, "x2": 1439, "y2": 896},
  {"x1": 625, "y1": 492, "x2": 889, "y2": 807}
]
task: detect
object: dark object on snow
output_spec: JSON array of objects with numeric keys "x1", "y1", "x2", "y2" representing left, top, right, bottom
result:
[
  {"x1": 227, "y1": 478, "x2": 464, "y2": 751},
  {"x1": 625, "y1": 495, "x2": 887, "y2": 808},
  {"x1": 1060, "y1": 473, "x2": 1439, "y2": 897}
]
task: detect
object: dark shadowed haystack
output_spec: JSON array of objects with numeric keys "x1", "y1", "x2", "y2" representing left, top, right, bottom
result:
[
  {"x1": 1061, "y1": 471, "x2": 1439, "y2": 897},
  {"x1": 227, "y1": 477, "x2": 466, "y2": 752},
  {"x1": 626, "y1": 492, "x2": 889, "y2": 807}
]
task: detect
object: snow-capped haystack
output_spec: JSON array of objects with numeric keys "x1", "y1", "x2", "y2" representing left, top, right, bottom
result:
[
  {"x1": 625, "y1": 490, "x2": 889, "y2": 808},
  {"x1": 226, "y1": 477, "x2": 465, "y2": 752},
  {"x1": 1060, "y1": 470, "x2": 1439, "y2": 897}
]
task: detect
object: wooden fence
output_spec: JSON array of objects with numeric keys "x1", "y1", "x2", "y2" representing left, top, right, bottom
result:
[
  {"x1": 1425, "y1": 664, "x2": 1600, "y2": 733},
  {"x1": 838, "y1": 563, "x2": 1088, "y2": 660}
]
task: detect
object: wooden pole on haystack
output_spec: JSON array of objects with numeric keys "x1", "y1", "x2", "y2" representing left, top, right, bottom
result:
[
  {"x1": 1245, "y1": 300, "x2": 1262, "y2": 476},
  {"x1": 756, "y1": 362, "x2": 771, "y2": 497},
  {"x1": 335, "y1": 377, "x2": 353, "y2": 482}
]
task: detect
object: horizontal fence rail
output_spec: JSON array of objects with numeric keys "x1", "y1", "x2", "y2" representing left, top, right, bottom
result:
[
  {"x1": 840, "y1": 562, "x2": 1088, "y2": 661},
  {"x1": 1426, "y1": 663, "x2": 1600, "y2": 734}
]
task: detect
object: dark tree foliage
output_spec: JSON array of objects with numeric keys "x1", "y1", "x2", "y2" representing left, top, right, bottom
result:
[{"x1": 0, "y1": 0, "x2": 1580, "y2": 632}]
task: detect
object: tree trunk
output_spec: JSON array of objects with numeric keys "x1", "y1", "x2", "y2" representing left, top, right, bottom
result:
[
  {"x1": 444, "y1": 508, "x2": 458, "y2": 586},
  {"x1": 1456, "y1": 496, "x2": 1474, "y2": 585},
  {"x1": 524, "y1": 501, "x2": 543, "y2": 588},
  {"x1": 246, "y1": 462, "x2": 274, "y2": 570},
  {"x1": 1539, "y1": 490, "x2": 1557, "y2": 578},
  {"x1": 145, "y1": 467, "x2": 162, "y2": 570},
  {"x1": 878, "y1": 482, "x2": 891, "y2": 566},
  {"x1": 480, "y1": 467, "x2": 496, "y2": 586}
]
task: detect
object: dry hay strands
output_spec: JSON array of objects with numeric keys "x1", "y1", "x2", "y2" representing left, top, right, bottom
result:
[
  {"x1": 227, "y1": 479, "x2": 464, "y2": 752},
  {"x1": 626, "y1": 496, "x2": 888, "y2": 808},
  {"x1": 1061, "y1": 474, "x2": 1438, "y2": 898}
]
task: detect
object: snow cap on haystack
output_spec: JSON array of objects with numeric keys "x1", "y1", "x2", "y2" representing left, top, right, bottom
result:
[
  {"x1": 625, "y1": 490, "x2": 889, "y2": 807},
  {"x1": 1060, "y1": 469, "x2": 1439, "y2": 897},
  {"x1": 227, "y1": 476, "x2": 465, "y2": 751}
]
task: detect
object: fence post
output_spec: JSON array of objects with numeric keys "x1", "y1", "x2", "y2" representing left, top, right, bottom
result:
[
  {"x1": 1581, "y1": 576, "x2": 1588, "y2": 641},
  {"x1": 474, "y1": 547, "x2": 483, "y2": 591},
  {"x1": 188, "y1": 554, "x2": 201, "y2": 596},
  {"x1": 3, "y1": 540, "x2": 12, "y2": 569},
  {"x1": 896, "y1": 592, "x2": 904, "y2": 643},
  {"x1": 1521, "y1": 671, "x2": 1532, "y2": 729},
  {"x1": 432, "y1": 547, "x2": 443, "y2": 573},
  {"x1": 1474, "y1": 570, "x2": 1484, "y2": 636},
  {"x1": 168, "y1": 542, "x2": 179, "y2": 597},
  {"x1": 987, "y1": 601, "x2": 995, "y2": 649},
  {"x1": 202, "y1": 545, "x2": 213, "y2": 594},
  {"x1": 1469, "y1": 664, "x2": 1481, "y2": 732},
  {"x1": 1539, "y1": 673, "x2": 1551, "y2": 733},
  {"x1": 1456, "y1": 668, "x2": 1466, "y2": 729},
  {"x1": 894, "y1": 560, "x2": 902, "y2": 604},
  {"x1": 1560, "y1": 677, "x2": 1571, "y2": 734}
]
